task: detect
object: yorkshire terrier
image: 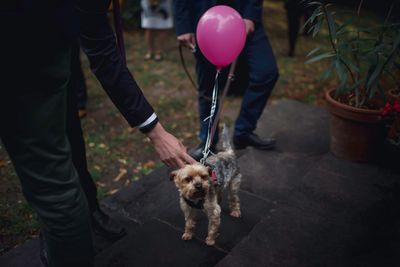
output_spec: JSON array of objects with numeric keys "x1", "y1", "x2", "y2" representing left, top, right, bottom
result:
[{"x1": 170, "y1": 126, "x2": 241, "y2": 246}]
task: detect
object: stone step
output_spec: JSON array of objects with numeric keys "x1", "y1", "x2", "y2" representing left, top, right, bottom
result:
[
  {"x1": 0, "y1": 99, "x2": 331, "y2": 266},
  {"x1": 95, "y1": 186, "x2": 274, "y2": 266},
  {"x1": 94, "y1": 219, "x2": 226, "y2": 267},
  {"x1": 0, "y1": 239, "x2": 42, "y2": 267},
  {"x1": 257, "y1": 99, "x2": 329, "y2": 156},
  {"x1": 216, "y1": 153, "x2": 400, "y2": 267}
]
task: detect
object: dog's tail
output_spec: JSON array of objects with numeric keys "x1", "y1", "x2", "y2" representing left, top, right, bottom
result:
[{"x1": 221, "y1": 123, "x2": 234, "y2": 153}]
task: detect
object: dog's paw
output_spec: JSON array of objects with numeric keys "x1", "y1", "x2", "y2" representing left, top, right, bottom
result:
[
  {"x1": 205, "y1": 237, "x2": 215, "y2": 246},
  {"x1": 182, "y1": 232, "x2": 193, "y2": 241},
  {"x1": 230, "y1": 210, "x2": 241, "y2": 218}
]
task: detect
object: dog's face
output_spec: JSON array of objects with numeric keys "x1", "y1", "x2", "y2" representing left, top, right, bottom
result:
[{"x1": 170, "y1": 163, "x2": 211, "y2": 200}]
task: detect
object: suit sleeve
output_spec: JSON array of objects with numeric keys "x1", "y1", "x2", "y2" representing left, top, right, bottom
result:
[
  {"x1": 242, "y1": 0, "x2": 262, "y2": 23},
  {"x1": 173, "y1": 0, "x2": 194, "y2": 36},
  {"x1": 75, "y1": 5, "x2": 158, "y2": 133}
]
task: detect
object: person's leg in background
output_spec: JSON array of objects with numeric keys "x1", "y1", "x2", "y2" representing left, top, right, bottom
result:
[
  {"x1": 0, "y1": 38, "x2": 94, "y2": 266},
  {"x1": 285, "y1": 3, "x2": 302, "y2": 57},
  {"x1": 233, "y1": 24, "x2": 279, "y2": 149},
  {"x1": 154, "y1": 29, "x2": 167, "y2": 61},
  {"x1": 71, "y1": 41, "x2": 88, "y2": 118},
  {"x1": 66, "y1": 45, "x2": 127, "y2": 242},
  {"x1": 145, "y1": 29, "x2": 155, "y2": 60}
]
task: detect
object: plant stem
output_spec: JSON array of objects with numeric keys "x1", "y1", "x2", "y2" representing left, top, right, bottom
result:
[
  {"x1": 322, "y1": 4, "x2": 357, "y2": 103},
  {"x1": 355, "y1": 0, "x2": 364, "y2": 107}
]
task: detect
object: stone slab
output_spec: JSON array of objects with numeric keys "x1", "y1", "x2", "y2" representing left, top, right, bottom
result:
[
  {"x1": 0, "y1": 239, "x2": 42, "y2": 267},
  {"x1": 216, "y1": 154, "x2": 400, "y2": 267},
  {"x1": 258, "y1": 99, "x2": 329, "y2": 155},
  {"x1": 95, "y1": 219, "x2": 226, "y2": 267},
  {"x1": 156, "y1": 190, "x2": 275, "y2": 251},
  {"x1": 238, "y1": 149, "x2": 318, "y2": 202}
]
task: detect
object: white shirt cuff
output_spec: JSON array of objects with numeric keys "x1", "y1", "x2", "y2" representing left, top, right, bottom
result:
[{"x1": 138, "y1": 113, "x2": 157, "y2": 129}]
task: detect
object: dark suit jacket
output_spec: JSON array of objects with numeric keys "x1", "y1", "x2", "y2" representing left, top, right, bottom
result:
[
  {"x1": 173, "y1": 0, "x2": 263, "y2": 36},
  {"x1": 76, "y1": 3, "x2": 158, "y2": 131},
  {"x1": 1, "y1": 0, "x2": 158, "y2": 132}
]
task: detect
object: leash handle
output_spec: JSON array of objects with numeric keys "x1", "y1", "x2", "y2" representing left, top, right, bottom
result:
[
  {"x1": 179, "y1": 44, "x2": 197, "y2": 91},
  {"x1": 112, "y1": 0, "x2": 126, "y2": 65}
]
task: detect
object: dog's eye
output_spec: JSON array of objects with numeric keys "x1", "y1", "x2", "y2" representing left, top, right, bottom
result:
[
  {"x1": 184, "y1": 176, "x2": 193, "y2": 182},
  {"x1": 201, "y1": 175, "x2": 208, "y2": 180}
]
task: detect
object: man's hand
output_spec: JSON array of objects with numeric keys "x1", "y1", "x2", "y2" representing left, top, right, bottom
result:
[
  {"x1": 177, "y1": 33, "x2": 196, "y2": 51},
  {"x1": 243, "y1": 19, "x2": 255, "y2": 36},
  {"x1": 146, "y1": 123, "x2": 196, "y2": 169}
]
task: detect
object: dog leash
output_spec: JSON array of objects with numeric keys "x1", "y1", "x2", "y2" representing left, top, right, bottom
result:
[
  {"x1": 200, "y1": 59, "x2": 238, "y2": 164},
  {"x1": 112, "y1": 0, "x2": 126, "y2": 65},
  {"x1": 179, "y1": 44, "x2": 198, "y2": 91}
]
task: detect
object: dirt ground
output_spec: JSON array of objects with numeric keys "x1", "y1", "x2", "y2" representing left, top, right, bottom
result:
[{"x1": 1, "y1": 0, "x2": 375, "y2": 254}]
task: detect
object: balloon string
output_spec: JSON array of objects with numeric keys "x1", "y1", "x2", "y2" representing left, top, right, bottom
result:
[{"x1": 200, "y1": 69, "x2": 220, "y2": 164}]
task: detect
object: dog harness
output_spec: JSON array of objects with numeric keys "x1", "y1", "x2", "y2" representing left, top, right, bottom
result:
[{"x1": 183, "y1": 197, "x2": 205, "y2": 210}]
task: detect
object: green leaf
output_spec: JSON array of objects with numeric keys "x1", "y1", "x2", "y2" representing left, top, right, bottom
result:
[
  {"x1": 320, "y1": 62, "x2": 335, "y2": 81},
  {"x1": 306, "y1": 47, "x2": 321, "y2": 58},
  {"x1": 342, "y1": 58, "x2": 360, "y2": 74},
  {"x1": 305, "y1": 52, "x2": 335, "y2": 64},
  {"x1": 312, "y1": 18, "x2": 323, "y2": 37},
  {"x1": 325, "y1": 6, "x2": 337, "y2": 41},
  {"x1": 336, "y1": 17, "x2": 355, "y2": 35}
]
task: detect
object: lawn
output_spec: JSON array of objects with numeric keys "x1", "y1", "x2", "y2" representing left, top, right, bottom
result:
[{"x1": 0, "y1": 0, "x2": 383, "y2": 254}]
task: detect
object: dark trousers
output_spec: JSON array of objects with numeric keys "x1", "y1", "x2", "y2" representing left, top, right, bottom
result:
[
  {"x1": 67, "y1": 42, "x2": 99, "y2": 213},
  {"x1": 71, "y1": 41, "x2": 88, "y2": 110},
  {"x1": 195, "y1": 24, "x2": 279, "y2": 143},
  {"x1": 0, "y1": 32, "x2": 94, "y2": 266},
  {"x1": 286, "y1": 2, "x2": 313, "y2": 56}
]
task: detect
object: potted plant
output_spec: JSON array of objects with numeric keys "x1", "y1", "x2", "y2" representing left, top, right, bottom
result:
[{"x1": 305, "y1": 0, "x2": 400, "y2": 162}]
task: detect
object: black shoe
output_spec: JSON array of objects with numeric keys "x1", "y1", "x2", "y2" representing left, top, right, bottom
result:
[
  {"x1": 92, "y1": 207, "x2": 127, "y2": 242},
  {"x1": 189, "y1": 143, "x2": 217, "y2": 161},
  {"x1": 233, "y1": 133, "x2": 276, "y2": 150}
]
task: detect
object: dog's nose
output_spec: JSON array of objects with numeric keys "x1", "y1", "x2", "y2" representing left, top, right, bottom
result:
[{"x1": 195, "y1": 183, "x2": 203, "y2": 190}]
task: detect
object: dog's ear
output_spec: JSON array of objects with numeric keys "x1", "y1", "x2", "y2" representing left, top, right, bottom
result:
[{"x1": 169, "y1": 170, "x2": 178, "y2": 182}]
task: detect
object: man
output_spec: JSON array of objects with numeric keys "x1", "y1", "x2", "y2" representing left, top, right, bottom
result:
[
  {"x1": 1, "y1": 1, "x2": 195, "y2": 266},
  {"x1": 174, "y1": 0, "x2": 279, "y2": 160},
  {"x1": 284, "y1": 0, "x2": 313, "y2": 57}
]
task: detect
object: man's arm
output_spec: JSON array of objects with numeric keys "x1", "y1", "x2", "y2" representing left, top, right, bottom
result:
[
  {"x1": 78, "y1": 10, "x2": 156, "y2": 131},
  {"x1": 242, "y1": 0, "x2": 263, "y2": 24},
  {"x1": 76, "y1": 6, "x2": 195, "y2": 167},
  {"x1": 173, "y1": 0, "x2": 194, "y2": 36}
]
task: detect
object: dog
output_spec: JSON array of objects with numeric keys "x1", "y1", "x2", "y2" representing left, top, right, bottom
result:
[{"x1": 170, "y1": 126, "x2": 241, "y2": 246}]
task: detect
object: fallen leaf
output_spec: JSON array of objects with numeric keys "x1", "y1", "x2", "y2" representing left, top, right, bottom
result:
[
  {"x1": 0, "y1": 160, "x2": 7, "y2": 168},
  {"x1": 108, "y1": 189, "x2": 118, "y2": 195},
  {"x1": 98, "y1": 143, "x2": 107, "y2": 149},
  {"x1": 143, "y1": 160, "x2": 155, "y2": 169},
  {"x1": 113, "y1": 168, "x2": 127, "y2": 182},
  {"x1": 96, "y1": 182, "x2": 106, "y2": 187},
  {"x1": 118, "y1": 158, "x2": 127, "y2": 165}
]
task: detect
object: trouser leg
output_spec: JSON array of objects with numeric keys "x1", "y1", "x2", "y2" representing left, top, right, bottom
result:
[
  {"x1": 0, "y1": 42, "x2": 94, "y2": 267},
  {"x1": 234, "y1": 26, "x2": 279, "y2": 138},
  {"x1": 71, "y1": 41, "x2": 88, "y2": 110},
  {"x1": 286, "y1": 7, "x2": 302, "y2": 56},
  {"x1": 194, "y1": 51, "x2": 228, "y2": 145},
  {"x1": 67, "y1": 48, "x2": 99, "y2": 213}
]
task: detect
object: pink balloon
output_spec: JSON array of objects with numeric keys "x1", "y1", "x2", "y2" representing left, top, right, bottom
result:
[{"x1": 196, "y1": 5, "x2": 246, "y2": 70}]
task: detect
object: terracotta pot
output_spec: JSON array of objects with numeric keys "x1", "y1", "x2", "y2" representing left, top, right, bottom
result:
[
  {"x1": 325, "y1": 89, "x2": 384, "y2": 162},
  {"x1": 387, "y1": 89, "x2": 400, "y2": 103}
]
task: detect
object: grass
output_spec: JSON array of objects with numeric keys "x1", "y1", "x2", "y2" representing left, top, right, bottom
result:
[{"x1": 0, "y1": 0, "x2": 383, "y2": 255}]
